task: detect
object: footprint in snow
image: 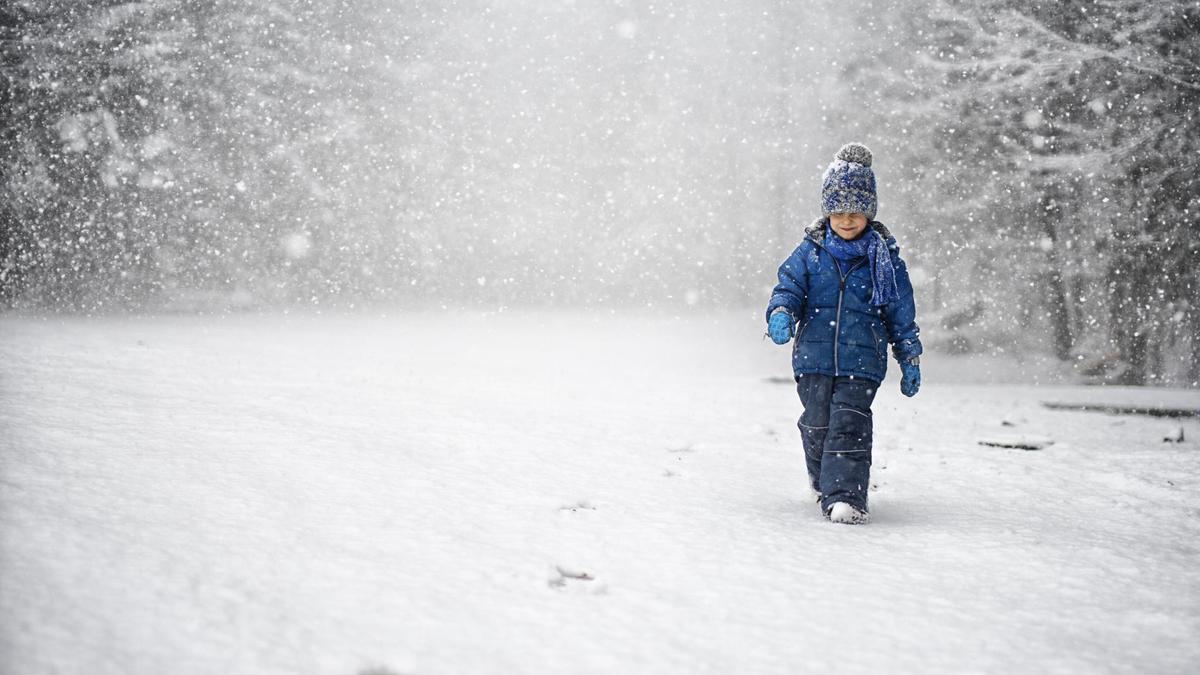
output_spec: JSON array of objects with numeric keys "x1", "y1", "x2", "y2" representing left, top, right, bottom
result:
[
  {"x1": 549, "y1": 564, "x2": 605, "y2": 593},
  {"x1": 358, "y1": 667, "x2": 407, "y2": 675}
]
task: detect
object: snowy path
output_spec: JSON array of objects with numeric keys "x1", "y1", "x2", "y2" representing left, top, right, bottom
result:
[{"x1": 2, "y1": 312, "x2": 1198, "y2": 674}]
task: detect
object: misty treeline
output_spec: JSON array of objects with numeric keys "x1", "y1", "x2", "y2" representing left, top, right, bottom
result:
[
  {"x1": 3, "y1": 0, "x2": 810, "y2": 312},
  {"x1": 1, "y1": 0, "x2": 1197, "y2": 384},
  {"x1": 2, "y1": 0, "x2": 431, "y2": 310}
]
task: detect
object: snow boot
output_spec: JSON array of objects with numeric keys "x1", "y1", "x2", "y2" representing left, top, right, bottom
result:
[{"x1": 827, "y1": 502, "x2": 870, "y2": 525}]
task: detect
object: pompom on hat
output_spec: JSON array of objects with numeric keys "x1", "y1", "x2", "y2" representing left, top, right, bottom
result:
[{"x1": 821, "y1": 142, "x2": 877, "y2": 220}]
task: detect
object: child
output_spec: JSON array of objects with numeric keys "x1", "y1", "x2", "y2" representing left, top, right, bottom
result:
[{"x1": 765, "y1": 142, "x2": 922, "y2": 525}]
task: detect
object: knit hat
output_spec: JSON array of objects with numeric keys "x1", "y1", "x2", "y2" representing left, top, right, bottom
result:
[{"x1": 821, "y1": 142, "x2": 877, "y2": 220}]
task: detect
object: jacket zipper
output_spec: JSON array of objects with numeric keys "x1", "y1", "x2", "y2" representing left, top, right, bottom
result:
[{"x1": 812, "y1": 236, "x2": 866, "y2": 377}]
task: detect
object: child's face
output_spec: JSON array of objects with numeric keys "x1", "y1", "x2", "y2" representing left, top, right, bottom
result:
[{"x1": 829, "y1": 212, "x2": 869, "y2": 240}]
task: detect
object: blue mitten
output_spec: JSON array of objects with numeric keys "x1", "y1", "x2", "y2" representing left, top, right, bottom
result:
[
  {"x1": 767, "y1": 311, "x2": 794, "y2": 345},
  {"x1": 900, "y1": 359, "x2": 921, "y2": 397}
]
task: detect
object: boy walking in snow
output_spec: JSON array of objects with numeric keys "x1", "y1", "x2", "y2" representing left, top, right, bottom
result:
[{"x1": 766, "y1": 143, "x2": 922, "y2": 525}]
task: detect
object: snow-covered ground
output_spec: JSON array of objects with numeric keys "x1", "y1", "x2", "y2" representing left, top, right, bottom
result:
[{"x1": 2, "y1": 310, "x2": 1198, "y2": 675}]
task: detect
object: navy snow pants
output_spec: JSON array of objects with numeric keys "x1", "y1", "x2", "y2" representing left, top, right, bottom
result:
[{"x1": 796, "y1": 374, "x2": 878, "y2": 513}]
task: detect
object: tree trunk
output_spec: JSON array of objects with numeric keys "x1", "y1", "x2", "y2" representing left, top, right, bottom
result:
[
  {"x1": 1123, "y1": 250, "x2": 1154, "y2": 386},
  {"x1": 1190, "y1": 299, "x2": 1200, "y2": 386},
  {"x1": 1039, "y1": 194, "x2": 1073, "y2": 360}
]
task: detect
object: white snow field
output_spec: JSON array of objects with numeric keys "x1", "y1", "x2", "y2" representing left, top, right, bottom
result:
[{"x1": 2, "y1": 311, "x2": 1198, "y2": 675}]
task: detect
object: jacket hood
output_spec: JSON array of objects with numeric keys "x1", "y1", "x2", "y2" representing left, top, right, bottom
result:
[{"x1": 805, "y1": 217, "x2": 893, "y2": 245}]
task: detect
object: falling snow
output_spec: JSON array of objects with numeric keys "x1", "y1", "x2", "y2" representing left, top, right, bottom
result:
[{"x1": 1, "y1": 1, "x2": 1198, "y2": 672}]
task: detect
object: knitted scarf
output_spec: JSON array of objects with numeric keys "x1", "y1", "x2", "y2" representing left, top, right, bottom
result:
[{"x1": 823, "y1": 223, "x2": 898, "y2": 306}]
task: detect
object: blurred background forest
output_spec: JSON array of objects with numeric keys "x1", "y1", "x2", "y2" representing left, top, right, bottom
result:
[{"x1": 1, "y1": 0, "x2": 1197, "y2": 386}]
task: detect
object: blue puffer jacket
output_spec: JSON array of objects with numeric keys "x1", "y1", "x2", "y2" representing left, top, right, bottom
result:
[{"x1": 766, "y1": 219, "x2": 922, "y2": 383}]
